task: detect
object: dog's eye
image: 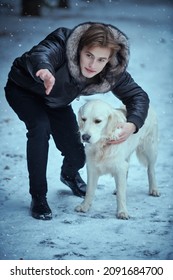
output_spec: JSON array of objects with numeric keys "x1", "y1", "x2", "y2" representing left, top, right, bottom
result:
[
  {"x1": 94, "y1": 119, "x2": 102, "y2": 124},
  {"x1": 81, "y1": 117, "x2": 86, "y2": 122}
]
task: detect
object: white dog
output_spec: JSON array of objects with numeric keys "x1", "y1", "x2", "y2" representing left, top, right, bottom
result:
[{"x1": 75, "y1": 99, "x2": 159, "y2": 219}]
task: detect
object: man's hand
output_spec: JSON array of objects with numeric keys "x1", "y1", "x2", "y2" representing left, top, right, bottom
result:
[
  {"x1": 107, "y1": 122, "x2": 136, "y2": 144},
  {"x1": 36, "y1": 69, "x2": 55, "y2": 95}
]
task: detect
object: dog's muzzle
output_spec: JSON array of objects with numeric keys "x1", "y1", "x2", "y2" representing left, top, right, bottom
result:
[{"x1": 82, "y1": 133, "x2": 91, "y2": 143}]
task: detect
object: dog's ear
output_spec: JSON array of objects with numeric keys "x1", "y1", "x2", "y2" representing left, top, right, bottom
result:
[
  {"x1": 104, "y1": 109, "x2": 126, "y2": 139},
  {"x1": 78, "y1": 107, "x2": 81, "y2": 126},
  {"x1": 78, "y1": 106, "x2": 83, "y2": 129},
  {"x1": 104, "y1": 111, "x2": 118, "y2": 137}
]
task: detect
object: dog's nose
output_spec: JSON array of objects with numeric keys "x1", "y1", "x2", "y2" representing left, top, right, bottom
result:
[{"x1": 82, "y1": 134, "x2": 91, "y2": 143}]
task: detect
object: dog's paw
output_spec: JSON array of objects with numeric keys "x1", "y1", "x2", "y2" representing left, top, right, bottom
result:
[
  {"x1": 75, "y1": 203, "x2": 90, "y2": 213},
  {"x1": 117, "y1": 211, "x2": 129, "y2": 220},
  {"x1": 149, "y1": 189, "x2": 160, "y2": 197}
]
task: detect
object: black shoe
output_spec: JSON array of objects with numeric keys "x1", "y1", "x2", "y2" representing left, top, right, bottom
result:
[
  {"x1": 60, "y1": 172, "x2": 86, "y2": 197},
  {"x1": 30, "y1": 195, "x2": 52, "y2": 220}
]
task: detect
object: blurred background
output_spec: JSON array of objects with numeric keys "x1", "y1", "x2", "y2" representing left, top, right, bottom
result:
[{"x1": 0, "y1": 0, "x2": 173, "y2": 17}]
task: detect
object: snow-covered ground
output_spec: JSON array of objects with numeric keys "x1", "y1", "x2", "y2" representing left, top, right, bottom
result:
[{"x1": 0, "y1": 0, "x2": 173, "y2": 262}]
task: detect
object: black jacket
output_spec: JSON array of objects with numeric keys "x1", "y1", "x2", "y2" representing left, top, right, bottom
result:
[{"x1": 8, "y1": 22, "x2": 149, "y2": 131}]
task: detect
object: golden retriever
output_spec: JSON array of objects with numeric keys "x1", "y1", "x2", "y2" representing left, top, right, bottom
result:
[{"x1": 75, "y1": 99, "x2": 159, "y2": 219}]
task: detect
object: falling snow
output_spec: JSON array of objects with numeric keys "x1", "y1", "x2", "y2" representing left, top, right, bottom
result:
[{"x1": 0, "y1": 0, "x2": 173, "y2": 261}]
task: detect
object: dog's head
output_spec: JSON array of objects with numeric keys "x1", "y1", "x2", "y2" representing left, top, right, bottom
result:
[{"x1": 78, "y1": 99, "x2": 126, "y2": 144}]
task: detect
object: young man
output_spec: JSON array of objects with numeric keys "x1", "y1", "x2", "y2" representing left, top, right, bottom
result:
[{"x1": 5, "y1": 22, "x2": 149, "y2": 220}]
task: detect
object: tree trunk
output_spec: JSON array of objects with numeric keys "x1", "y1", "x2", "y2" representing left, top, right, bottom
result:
[
  {"x1": 21, "y1": 0, "x2": 42, "y2": 16},
  {"x1": 58, "y1": 0, "x2": 69, "y2": 8}
]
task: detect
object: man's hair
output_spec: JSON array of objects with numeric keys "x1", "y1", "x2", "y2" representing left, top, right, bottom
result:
[{"x1": 78, "y1": 24, "x2": 120, "y2": 57}]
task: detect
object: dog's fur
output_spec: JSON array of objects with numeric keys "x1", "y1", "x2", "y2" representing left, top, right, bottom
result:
[{"x1": 75, "y1": 99, "x2": 159, "y2": 219}]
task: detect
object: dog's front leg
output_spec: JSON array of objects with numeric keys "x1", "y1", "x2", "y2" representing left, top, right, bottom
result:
[
  {"x1": 114, "y1": 163, "x2": 129, "y2": 219},
  {"x1": 75, "y1": 165, "x2": 99, "y2": 213}
]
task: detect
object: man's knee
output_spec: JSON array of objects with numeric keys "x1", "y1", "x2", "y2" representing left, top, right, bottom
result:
[{"x1": 26, "y1": 119, "x2": 51, "y2": 140}]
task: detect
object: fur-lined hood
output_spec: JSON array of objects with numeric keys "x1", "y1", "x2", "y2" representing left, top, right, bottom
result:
[{"x1": 66, "y1": 22, "x2": 130, "y2": 94}]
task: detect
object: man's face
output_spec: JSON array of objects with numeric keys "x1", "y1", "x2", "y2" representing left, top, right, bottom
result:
[{"x1": 79, "y1": 46, "x2": 111, "y2": 78}]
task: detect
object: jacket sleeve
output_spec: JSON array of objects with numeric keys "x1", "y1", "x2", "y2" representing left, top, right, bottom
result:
[
  {"x1": 111, "y1": 71, "x2": 150, "y2": 132},
  {"x1": 24, "y1": 27, "x2": 71, "y2": 82}
]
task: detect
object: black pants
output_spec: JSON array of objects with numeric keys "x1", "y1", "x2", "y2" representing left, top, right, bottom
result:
[{"x1": 5, "y1": 81, "x2": 85, "y2": 196}]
